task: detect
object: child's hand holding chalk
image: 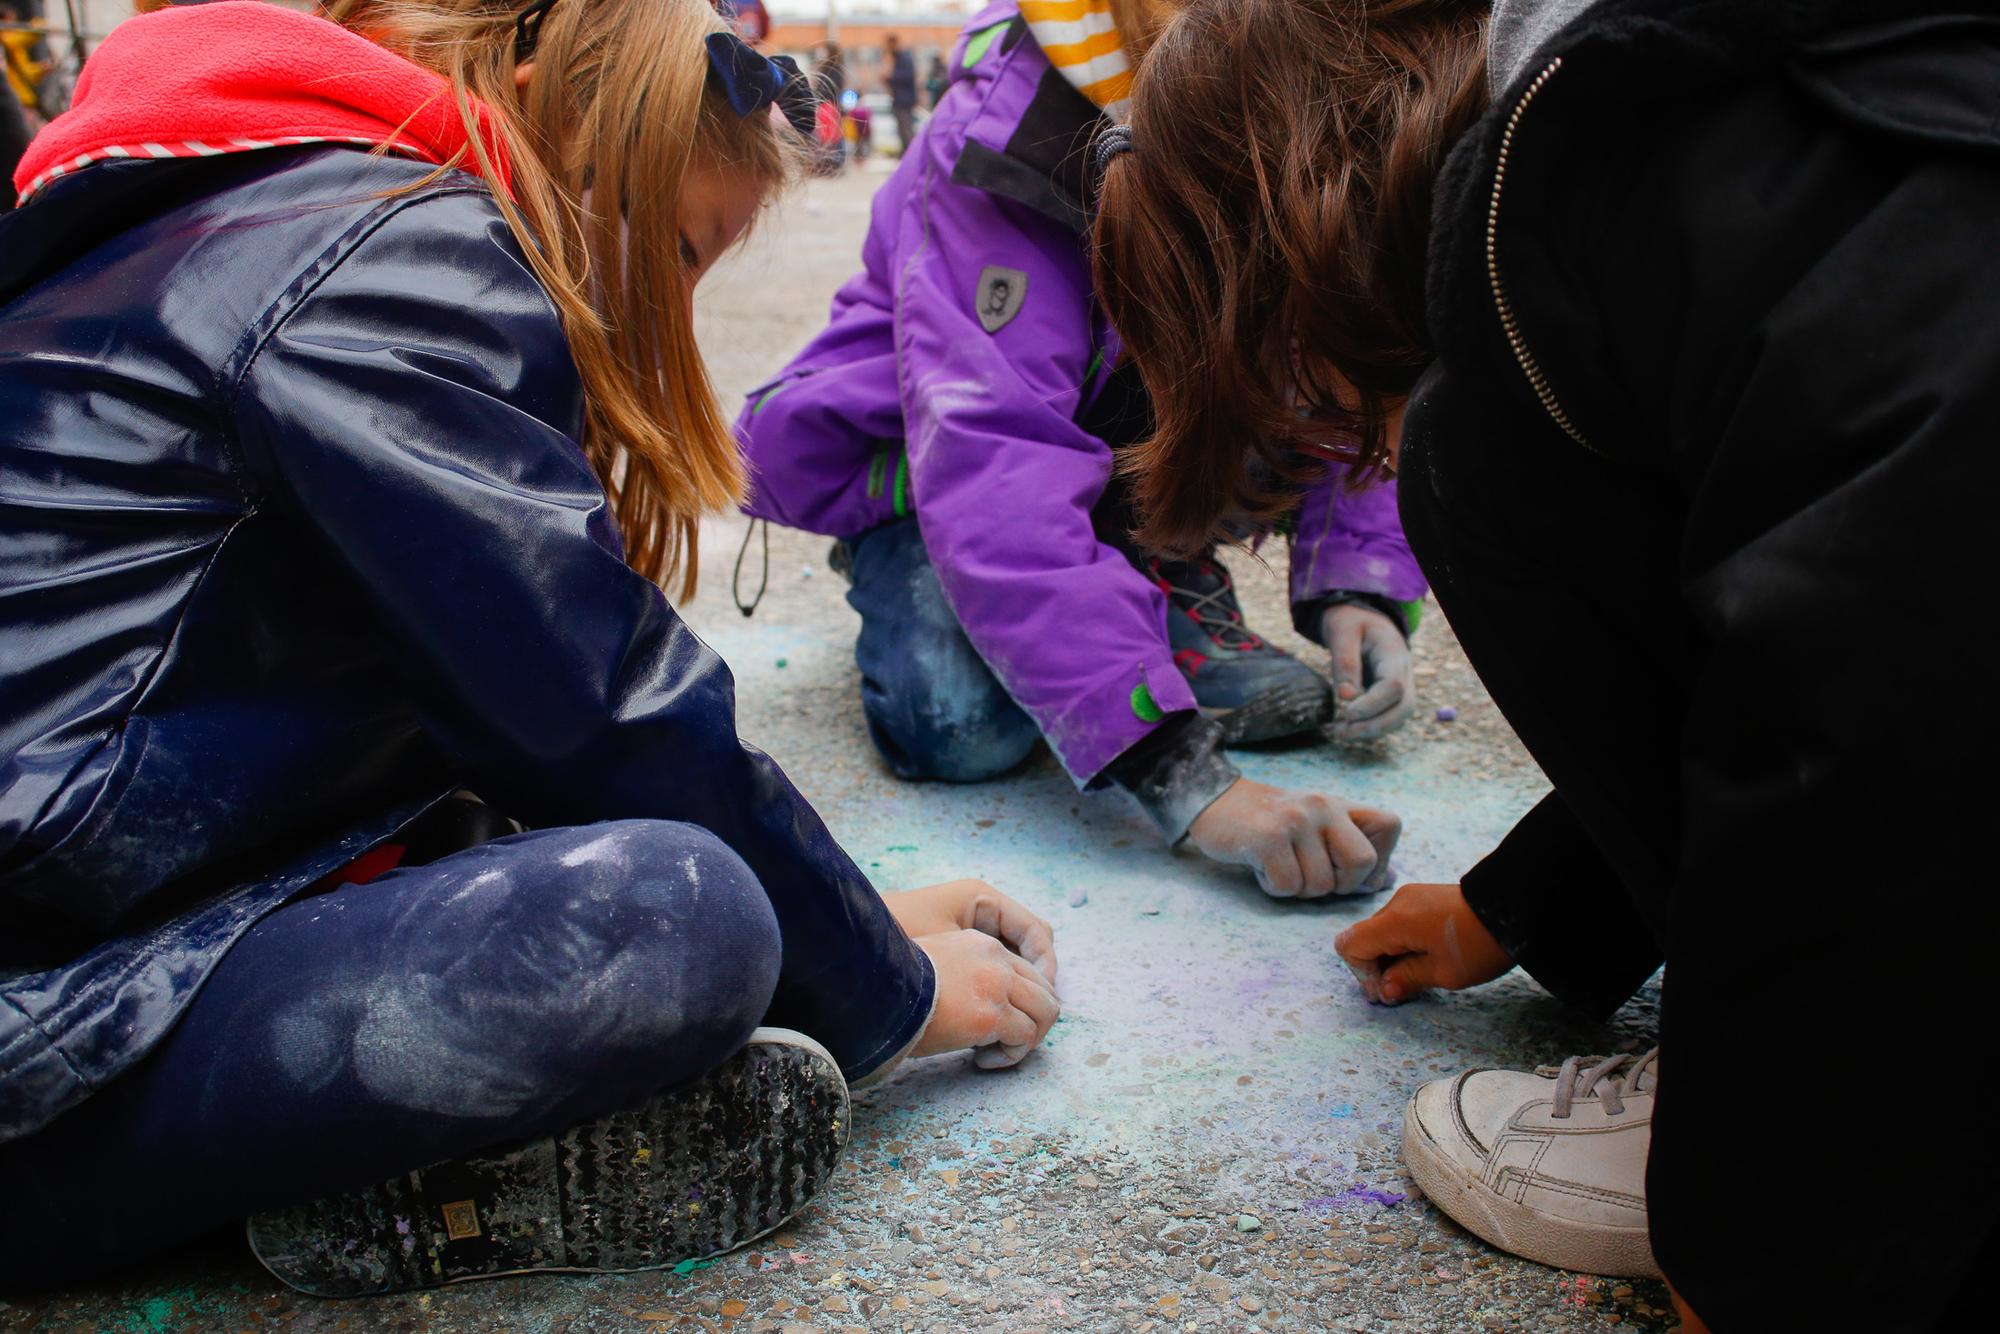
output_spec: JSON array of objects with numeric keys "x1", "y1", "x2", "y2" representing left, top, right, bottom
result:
[{"x1": 1335, "y1": 883, "x2": 1515, "y2": 1005}]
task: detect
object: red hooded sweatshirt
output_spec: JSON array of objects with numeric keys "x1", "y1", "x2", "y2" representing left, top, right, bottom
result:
[{"x1": 13, "y1": 1, "x2": 511, "y2": 205}]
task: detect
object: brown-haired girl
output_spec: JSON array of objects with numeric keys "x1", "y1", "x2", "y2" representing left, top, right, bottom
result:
[
  {"x1": 1093, "y1": 0, "x2": 2000, "y2": 1327},
  {"x1": 0, "y1": 0, "x2": 1058, "y2": 1294},
  {"x1": 737, "y1": 0, "x2": 1416, "y2": 903}
]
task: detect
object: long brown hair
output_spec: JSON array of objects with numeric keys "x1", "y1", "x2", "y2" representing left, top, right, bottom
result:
[
  {"x1": 1091, "y1": 0, "x2": 1487, "y2": 555},
  {"x1": 323, "y1": 0, "x2": 796, "y2": 598},
  {"x1": 1108, "y1": 0, "x2": 1177, "y2": 58}
]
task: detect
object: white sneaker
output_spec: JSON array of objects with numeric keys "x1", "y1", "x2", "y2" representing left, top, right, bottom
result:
[{"x1": 1401, "y1": 1048, "x2": 1661, "y2": 1278}]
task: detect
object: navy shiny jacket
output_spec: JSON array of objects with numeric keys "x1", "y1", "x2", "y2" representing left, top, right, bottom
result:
[{"x1": 0, "y1": 149, "x2": 934, "y2": 1143}]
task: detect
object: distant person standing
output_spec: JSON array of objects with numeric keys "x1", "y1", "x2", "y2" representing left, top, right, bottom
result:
[
  {"x1": 723, "y1": 0, "x2": 769, "y2": 43},
  {"x1": 0, "y1": 93, "x2": 26, "y2": 215},
  {"x1": 813, "y1": 37, "x2": 845, "y2": 101},
  {"x1": 883, "y1": 31, "x2": 916, "y2": 152},
  {"x1": 0, "y1": 0, "x2": 42, "y2": 212},
  {"x1": 924, "y1": 52, "x2": 947, "y2": 109},
  {"x1": 2, "y1": 0, "x2": 48, "y2": 116}
]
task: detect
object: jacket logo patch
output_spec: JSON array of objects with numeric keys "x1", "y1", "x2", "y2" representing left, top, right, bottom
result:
[
  {"x1": 976, "y1": 265, "x2": 1028, "y2": 334},
  {"x1": 441, "y1": 1199, "x2": 483, "y2": 1240}
]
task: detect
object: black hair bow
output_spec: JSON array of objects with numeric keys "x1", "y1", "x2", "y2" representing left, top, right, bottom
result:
[
  {"x1": 515, "y1": 0, "x2": 559, "y2": 63},
  {"x1": 515, "y1": 2, "x2": 817, "y2": 140},
  {"x1": 705, "y1": 31, "x2": 819, "y2": 139}
]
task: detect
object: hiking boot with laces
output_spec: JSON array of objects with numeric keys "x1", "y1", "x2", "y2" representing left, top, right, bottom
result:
[
  {"x1": 1149, "y1": 555, "x2": 1333, "y2": 744},
  {"x1": 1402, "y1": 1048, "x2": 1661, "y2": 1278}
]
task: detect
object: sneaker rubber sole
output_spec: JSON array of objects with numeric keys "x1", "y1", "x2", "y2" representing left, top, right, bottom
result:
[
  {"x1": 248, "y1": 1028, "x2": 850, "y2": 1296},
  {"x1": 1400, "y1": 1096, "x2": 1662, "y2": 1279},
  {"x1": 1205, "y1": 678, "x2": 1336, "y2": 745}
]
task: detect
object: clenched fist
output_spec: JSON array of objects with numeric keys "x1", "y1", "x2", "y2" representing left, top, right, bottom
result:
[
  {"x1": 885, "y1": 880, "x2": 1059, "y2": 1068},
  {"x1": 1188, "y1": 777, "x2": 1400, "y2": 898}
]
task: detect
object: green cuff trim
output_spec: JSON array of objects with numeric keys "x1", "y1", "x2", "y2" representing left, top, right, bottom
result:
[
  {"x1": 962, "y1": 20, "x2": 1010, "y2": 69},
  {"x1": 891, "y1": 452, "x2": 911, "y2": 517},
  {"x1": 1399, "y1": 600, "x2": 1424, "y2": 636},
  {"x1": 1129, "y1": 682, "x2": 1164, "y2": 723}
]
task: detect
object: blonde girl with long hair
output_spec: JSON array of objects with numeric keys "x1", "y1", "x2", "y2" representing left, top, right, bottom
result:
[{"x1": 0, "y1": 0, "x2": 1057, "y2": 1293}]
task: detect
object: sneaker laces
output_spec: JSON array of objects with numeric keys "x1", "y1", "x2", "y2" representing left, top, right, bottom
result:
[
  {"x1": 1541, "y1": 1047, "x2": 1658, "y2": 1119},
  {"x1": 1150, "y1": 556, "x2": 1259, "y2": 650}
]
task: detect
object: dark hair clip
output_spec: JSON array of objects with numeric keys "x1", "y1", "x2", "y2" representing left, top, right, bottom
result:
[
  {"x1": 1094, "y1": 123, "x2": 1134, "y2": 175},
  {"x1": 705, "y1": 31, "x2": 820, "y2": 139},
  {"x1": 515, "y1": 0, "x2": 559, "y2": 64},
  {"x1": 513, "y1": 6, "x2": 816, "y2": 138}
]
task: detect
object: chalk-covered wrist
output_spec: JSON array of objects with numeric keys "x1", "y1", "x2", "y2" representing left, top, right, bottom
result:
[{"x1": 1103, "y1": 713, "x2": 1240, "y2": 845}]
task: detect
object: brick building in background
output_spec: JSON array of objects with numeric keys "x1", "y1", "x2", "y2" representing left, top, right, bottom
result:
[
  {"x1": 765, "y1": 4, "x2": 974, "y2": 96},
  {"x1": 25, "y1": 2, "x2": 976, "y2": 104},
  {"x1": 11, "y1": 0, "x2": 972, "y2": 158}
]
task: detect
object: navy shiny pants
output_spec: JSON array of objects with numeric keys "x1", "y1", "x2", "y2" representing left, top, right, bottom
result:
[
  {"x1": 0, "y1": 820, "x2": 781, "y2": 1285},
  {"x1": 844, "y1": 518, "x2": 1041, "y2": 783}
]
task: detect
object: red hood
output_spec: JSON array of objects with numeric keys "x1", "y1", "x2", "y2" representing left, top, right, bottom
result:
[{"x1": 13, "y1": 1, "x2": 511, "y2": 203}]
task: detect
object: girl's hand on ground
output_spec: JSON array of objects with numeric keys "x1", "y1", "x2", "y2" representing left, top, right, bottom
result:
[
  {"x1": 1188, "y1": 777, "x2": 1400, "y2": 898},
  {"x1": 884, "y1": 879, "x2": 1056, "y2": 985},
  {"x1": 1334, "y1": 882, "x2": 1514, "y2": 1004},
  {"x1": 910, "y1": 929, "x2": 1060, "y2": 1068},
  {"x1": 1321, "y1": 604, "x2": 1416, "y2": 743}
]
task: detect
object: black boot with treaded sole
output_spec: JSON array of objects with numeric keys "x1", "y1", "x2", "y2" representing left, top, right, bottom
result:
[
  {"x1": 1148, "y1": 555, "x2": 1335, "y2": 744},
  {"x1": 247, "y1": 1028, "x2": 850, "y2": 1296}
]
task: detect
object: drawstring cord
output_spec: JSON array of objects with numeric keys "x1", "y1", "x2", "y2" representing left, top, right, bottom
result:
[{"x1": 733, "y1": 517, "x2": 769, "y2": 617}]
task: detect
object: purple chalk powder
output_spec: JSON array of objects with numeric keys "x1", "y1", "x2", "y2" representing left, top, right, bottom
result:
[
  {"x1": 1305, "y1": 1184, "x2": 1409, "y2": 1214},
  {"x1": 1435, "y1": 706, "x2": 1458, "y2": 722}
]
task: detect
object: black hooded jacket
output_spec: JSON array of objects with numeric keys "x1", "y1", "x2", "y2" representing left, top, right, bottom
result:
[{"x1": 1402, "y1": 0, "x2": 2000, "y2": 1323}]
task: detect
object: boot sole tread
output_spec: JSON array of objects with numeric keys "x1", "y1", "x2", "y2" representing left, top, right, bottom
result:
[{"x1": 248, "y1": 1034, "x2": 848, "y2": 1296}]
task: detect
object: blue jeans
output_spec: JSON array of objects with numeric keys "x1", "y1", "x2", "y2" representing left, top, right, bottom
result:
[
  {"x1": 0, "y1": 821, "x2": 781, "y2": 1286},
  {"x1": 845, "y1": 518, "x2": 1040, "y2": 783}
]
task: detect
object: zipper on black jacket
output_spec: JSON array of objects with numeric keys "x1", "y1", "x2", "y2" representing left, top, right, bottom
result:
[{"x1": 1486, "y1": 56, "x2": 1597, "y2": 454}]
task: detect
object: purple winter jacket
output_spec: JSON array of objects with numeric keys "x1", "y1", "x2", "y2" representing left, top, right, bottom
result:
[{"x1": 737, "y1": 2, "x2": 1426, "y2": 794}]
